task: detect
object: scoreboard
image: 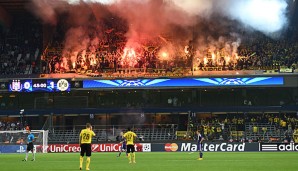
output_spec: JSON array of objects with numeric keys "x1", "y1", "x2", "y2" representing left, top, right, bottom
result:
[
  {"x1": 5, "y1": 76, "x2": 284, "y2": 92},
  {"x1": 9, "y1": 79, "x2": 71, "y2": 92}
]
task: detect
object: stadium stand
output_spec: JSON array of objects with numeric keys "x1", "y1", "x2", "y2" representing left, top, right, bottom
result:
[
  {"x1": 47, "y1": 127, "x2": 177, "y2": 143},
  {"x1": 0, "y1": 8, "x2": 297, "y2": 79},
  {"x1": 26, "y1": 112, "x2": 293, "y2": 144},
  {"x1": 41, "y1": 29, "x2": 298, "y2": 77},
  {"x1": 0, "y1": 15, "x2": 42, "y2": 77}
]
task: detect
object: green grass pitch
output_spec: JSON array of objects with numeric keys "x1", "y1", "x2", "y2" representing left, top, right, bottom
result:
[{"x1": 1, "y1": 152, "x2": 298, "y2": 171}]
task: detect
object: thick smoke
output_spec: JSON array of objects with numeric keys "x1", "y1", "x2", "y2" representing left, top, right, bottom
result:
[
  {"x1": 28, "y1": 0, "x2": 289, "y2": 68},
  {"x1": 222, "y1": 0, "x2": 288, "y2": 34},
  {"x1": 172, "y1": 0, "x2": 288, "y2": 34},
  {"x1": 30, "y1": 0, "x2": 289, "y2": 42}
]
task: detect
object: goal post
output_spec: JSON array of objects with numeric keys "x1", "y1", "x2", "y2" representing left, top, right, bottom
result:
[{"x1": 0, "y1": 130, "x2": 49, "y2": 153}]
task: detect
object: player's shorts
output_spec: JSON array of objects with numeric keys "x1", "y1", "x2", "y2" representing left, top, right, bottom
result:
[
  {"x1": 27, "y1": 142, "x2": 34, "y2": 152},
  {"x1": 80, "y1": 144, "x2": 92, "y2": 157},
  {"x1": 122, "y1": 143, "x2": 127, "y2": 150},
  {"x1": 197, "y1": 143, "x2": 203, "y2": 151},
  {"x1": 126, "y1": 144, "x2": 135, "y2": 153}
]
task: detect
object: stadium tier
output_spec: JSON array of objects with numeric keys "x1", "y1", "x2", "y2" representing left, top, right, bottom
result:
[
  {"x1": 1, "y1": 2, "x2": 298, "y2": 78},
  {"x1": 47, "y1": 127, "x2": 177, "y2": 143}
]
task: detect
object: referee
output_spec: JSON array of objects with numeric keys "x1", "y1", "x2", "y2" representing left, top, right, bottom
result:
[
  {"x1": 22, "y1": 127, "x2": 35, "y2": 161},
  {"x1": 79, "y1": 123, "x2": 96, "y2": 171}
]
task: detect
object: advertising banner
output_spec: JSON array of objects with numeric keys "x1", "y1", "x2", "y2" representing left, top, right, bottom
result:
[
  {"x1": 152, "y1": 142, "x2": 259, "y2": 152},
  {"x1": 6, "y1": 142, "x2": 294, "y2": 153},
  {"x1": 260, "y1": 143, "x2": 298, "y2": 151},
  {"x1": 46, "y1": 143, "x2": 151, "y2": 153},
  {"x1": 0, "y1": 145, "x2": 26, "y2": 153},
  {"x1": 0, "y1": 145, "x2": 40, "y2": 153},
  {"x1": 83, "y1": 77, "x2": 284, "y2": 89}
]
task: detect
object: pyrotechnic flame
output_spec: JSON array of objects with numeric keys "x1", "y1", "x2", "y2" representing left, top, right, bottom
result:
[
  {"x1": 211, "y1": 53, "x2": 216, "y2": 61},
  {"x1": 226, "y1": 56, "x2": 231, "y2": 63},
  {"x1": 203, "y1": 57, "x2": 207, "y2": 65},
  {"x1": 121, "y1": 47, "x2": 138, "y2": 67},
  {"x1": 159, "y1": 51, "x2": 169, "y2": 61}
]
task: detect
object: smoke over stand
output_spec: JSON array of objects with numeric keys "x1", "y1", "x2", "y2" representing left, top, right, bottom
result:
[{"x1": 28, "y1": 0, "x2": 290, "y2": 72}]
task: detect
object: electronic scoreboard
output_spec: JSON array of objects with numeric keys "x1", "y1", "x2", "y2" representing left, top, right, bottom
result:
[{"x1": 9, "y1": 79, "x2": 70, "y2": 92}]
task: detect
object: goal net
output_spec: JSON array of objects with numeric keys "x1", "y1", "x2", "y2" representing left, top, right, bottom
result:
[{"x1": 0, "y1": 130, "x2": 48, "y2": 153}]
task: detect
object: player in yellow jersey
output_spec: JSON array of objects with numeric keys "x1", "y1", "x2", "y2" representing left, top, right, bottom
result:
[
  {"x1": 79, "y1": 123, "x2": 96, "y2": 170},
  {"x1": 123, "y1": 127, "x2": 137, "y2": 164}
]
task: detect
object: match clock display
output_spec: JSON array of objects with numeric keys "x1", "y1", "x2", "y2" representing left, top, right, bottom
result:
[{"x1": 9, "y1": 79, "x2": 70, "y2": 92}]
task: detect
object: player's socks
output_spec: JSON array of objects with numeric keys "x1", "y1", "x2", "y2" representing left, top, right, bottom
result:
[
  {"x1": 127, "y1": 153, "x2": 132, "y2": 163},
  {"x1": 199, "y1": 152, "x2": 203, "y2": 159},
  {"x1": 80, "y1": 156, "x2": 83, "y2": 169},
  {"x1": 32, "y1": 152, "x2": 35, "y2": 161},
  {"x1": 86, "y1": 157, "x2": 90, "y2": 170},
  {"x1": 25, "y1": 152, "x2": 28, "y2": 161},
  {"x1": 132, "y1": 153, "x2": 136, "y2": 163},
  {"x1": 118, "y1": 151, "x2": 121, "y2": 157}
]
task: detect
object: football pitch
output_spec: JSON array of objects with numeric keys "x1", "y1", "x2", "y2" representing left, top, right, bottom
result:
[{"x1": 1, "y1": 152, "x2": 298, "y2": 171}]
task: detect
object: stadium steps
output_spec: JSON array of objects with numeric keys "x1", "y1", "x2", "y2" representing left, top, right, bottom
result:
[
  {"x1": 245, "y1": 123, "x2": 284, "y2": 141},
  {"x1": 48, "y1": 128, "x2": 177, "y2": 143}
]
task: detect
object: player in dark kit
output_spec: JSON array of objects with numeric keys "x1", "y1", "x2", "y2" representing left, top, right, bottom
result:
[
  {"x1": 117, "y1": 132, "x2": 127, "y2": 157},
  {"x1": 197, "y1": 129, "x2": 204, "y2": 160},
  {"x1": 22, "y1": 127, "x2": 35, "y2": 161}
]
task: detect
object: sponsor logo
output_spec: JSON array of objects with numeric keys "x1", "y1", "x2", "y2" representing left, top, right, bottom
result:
[
  {"x1": 98, "y1": 144, "x2": 121, "y2": 152},
  {"x1": 17, "y1": 146, "x2": 26, "y2": 153},
  {"x1": 92, "y1": 144, "x2": 99, "y2": 151},
  {"x1": 261, "y1": 143, "x2": 298, "y2": 151},
  {"x1": 48, "y1": 144, "x2": 81, "y2": 153},
  {"x1": 180, "y1": 143, "x2": 245, "y2": 152},
  {"x1": 141, "y1": 143, "x2": 151, "y2": 152},
  {"x1": 16, "y1": 145, "x2": 38, "y2": 153},
  {"x1": 165, "y1": 143, "x2": 178, "y2": 152},
  {"x1": 47, "y1": 144, "x2": 81, "y2": 153},
  {"x1": 261, "y1": 144, "x2": 278, "y2": 151}
]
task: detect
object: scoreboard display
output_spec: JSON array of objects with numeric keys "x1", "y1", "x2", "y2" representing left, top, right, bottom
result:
[{"x1": 9, "y1": 79, "x2": 71, "y2": 92}]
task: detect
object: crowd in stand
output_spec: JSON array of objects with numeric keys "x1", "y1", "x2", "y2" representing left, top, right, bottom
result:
[
  {"x1": 1, "y1": 15, "x2": 298, "y2": 76},
  {"x1": 0, "y1": 16, "x2": 42, "y2": 76},
  {"x1": 42, "y1": 26, "x2": 298, "y2": 75},
  {"x1": 236, "y1": 33, "x2": 298, "y2": 71},
  {"x1": 0, "y1": 120, "x2": 27, "y2": 144},
  {"x1": 195, "y1": 113, "x2": 298, "y2": 142},
  {"x1": 0, "y1": 120, "x2": 23, "y2": 131}
]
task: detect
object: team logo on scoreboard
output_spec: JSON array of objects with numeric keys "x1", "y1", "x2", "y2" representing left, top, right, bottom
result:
[
  {"x1": 9, "y1": 80, "x2": 22, "y2": 91},
  {"x1": 57, "y1": 79, "x2": 69, "y2": 91}
]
